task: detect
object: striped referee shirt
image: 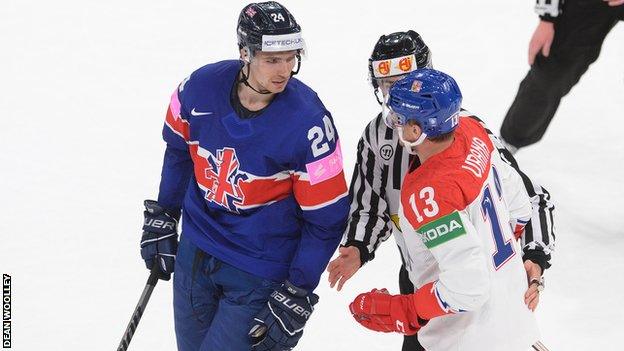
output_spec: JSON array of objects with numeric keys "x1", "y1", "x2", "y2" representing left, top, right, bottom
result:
[{"x1": 343, "y1": 109, "x2": 555, "y2": 271}]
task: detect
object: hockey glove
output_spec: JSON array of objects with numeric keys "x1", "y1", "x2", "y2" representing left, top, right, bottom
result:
[
  {"x1": 140, "y1": 200, "x2": 178, "y2": 281},
  {"x1": 249, "y1": 281, "x2": 319, "y2": 351},
  {"x1": 349, "y1": 288, "x2": 426, "y2": 336}
]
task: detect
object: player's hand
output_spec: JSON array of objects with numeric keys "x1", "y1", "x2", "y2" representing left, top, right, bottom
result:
[
  {"x1": 349, "y1": 288, "x2": 423, "y2": 335},
  {"x1": 249, "y1": 281, "x2": 318, "y2": 351},
  {"x1": 140, "y1": 200, "x2": 179, "y2": 281},
  {"x1": 604, "y1": 0, "x2": 624, "y2": 7},
  {"x1": 524, "y1": 260, "x2": 543, "y2": 311},
  {"x1": 528, "y1": 20, "x2": 555, "y2": 65},
  {"x1": 327, "y1": 246, "x2": 361, "y2": 291}
]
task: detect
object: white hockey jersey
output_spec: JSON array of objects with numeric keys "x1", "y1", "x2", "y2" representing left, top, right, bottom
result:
[{"x1": 397, "y1": 117, "x2": 540, "y2": 351}]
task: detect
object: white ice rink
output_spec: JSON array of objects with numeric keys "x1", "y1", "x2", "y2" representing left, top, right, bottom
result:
[{"x1": 2, "y1": 0, "x2": 623, "y2": 350}]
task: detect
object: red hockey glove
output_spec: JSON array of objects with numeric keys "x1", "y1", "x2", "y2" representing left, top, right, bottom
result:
[{"x1": 349, "y1": 288, "x2": 426, "y2": 335}]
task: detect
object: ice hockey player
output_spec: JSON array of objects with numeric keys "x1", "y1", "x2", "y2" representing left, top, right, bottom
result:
[
  {"x1": 327, "y1": 31, "x2": 554, "y2": 351},
  {"x1": 349, "y1": 69, "x2": 544, "y2": 351},
  {"x1": 138, "y1": 2, "x2": 349, "y2": 350}
]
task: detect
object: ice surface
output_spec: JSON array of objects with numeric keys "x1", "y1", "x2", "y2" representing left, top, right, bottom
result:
[{"x1": 1, "y1": 0, "x2": 623, "y2": 350}]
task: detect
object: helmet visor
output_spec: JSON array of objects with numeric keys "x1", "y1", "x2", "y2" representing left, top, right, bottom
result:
[
  {"x1": 382, "y1": 101, "x2": 407, "y2": 129},
  {"x1": 375, "y1": 74, "x2": 407, "y2": 97}
]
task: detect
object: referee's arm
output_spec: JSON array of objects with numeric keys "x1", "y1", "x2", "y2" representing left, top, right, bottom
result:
[{"x1": 342, "y1": 134, "x2": 394, "y2": 267}]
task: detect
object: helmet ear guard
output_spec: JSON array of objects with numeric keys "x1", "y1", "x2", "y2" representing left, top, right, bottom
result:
[{"x1": 240, "y1": 47, "x2": 252, "y2": 63}]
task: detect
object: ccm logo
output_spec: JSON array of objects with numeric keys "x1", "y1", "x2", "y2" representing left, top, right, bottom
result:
[
  {"x1": 271, "y1": 292, "x2": 311, "y2": 319},
  {"x1": 144, "y1": 219, "x2": 175, "y2": 230}
]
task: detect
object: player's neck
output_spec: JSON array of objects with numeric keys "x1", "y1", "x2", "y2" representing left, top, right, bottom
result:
[{"x1": 414, "y1": 137, "x2": 454, "y2": 163}]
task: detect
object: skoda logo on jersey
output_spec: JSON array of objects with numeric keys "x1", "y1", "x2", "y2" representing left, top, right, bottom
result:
[
  {"x1": 203, "y1": 147, "x2": 248, "y2": 212},
  {"x1": 380, "y1": 144, "x2": 394, "y2": 161}
]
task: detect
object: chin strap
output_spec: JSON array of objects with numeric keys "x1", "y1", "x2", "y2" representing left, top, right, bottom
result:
[
  {"x1": 238, "y1": 62, "x2": 272, "y2": 95},
  {"x1": 373, "y1": 88, "x2": 383, "y2": 105},
  {"x1": 397, "y1": 126, "x2": 427, "y2": 154}
]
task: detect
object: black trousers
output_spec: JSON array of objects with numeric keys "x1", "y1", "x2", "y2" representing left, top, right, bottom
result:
[
  {"x1": 500, "y1": 0, "x2": 623, "y2": 148},
  {"x1": 399, "y1": 264, "x2": 425, "y2": 351}
]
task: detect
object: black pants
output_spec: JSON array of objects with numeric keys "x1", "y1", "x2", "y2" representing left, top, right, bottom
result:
[
  {"x1": 399, "y1": 264, "x2": 425, "y2": 351},
  {"x1": 500, "y1": 0, "x2": 623, "y2": 148}
]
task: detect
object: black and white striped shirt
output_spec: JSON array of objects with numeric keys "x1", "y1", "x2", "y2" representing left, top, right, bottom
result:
[{"x1": 343, "y1": 110, "x2": 556, "y2": 271}]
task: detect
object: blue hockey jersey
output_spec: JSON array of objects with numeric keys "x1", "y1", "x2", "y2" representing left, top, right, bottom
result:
[{"x1": 157, "y1": 60, "x2": 349, "y2": 291}]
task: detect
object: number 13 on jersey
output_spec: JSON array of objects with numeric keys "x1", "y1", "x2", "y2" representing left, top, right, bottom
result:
[{"x1": 409, "y1": 184, "x2": 515, "y2": 270}]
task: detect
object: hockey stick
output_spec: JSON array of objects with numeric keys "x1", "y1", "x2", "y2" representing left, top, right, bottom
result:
[
  {"x1": 532, "y1": 340, "x2": 551, "y2": 351},
  {"x1": 117, "y1": 264, "x2": 160, "y2": 351}
]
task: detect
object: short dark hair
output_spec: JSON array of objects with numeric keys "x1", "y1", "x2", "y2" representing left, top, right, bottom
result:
[
  {"x1": 429, "y1": 130, "x2": 455, "y2": 143},
  {"x1": 405, "y1": 120, "x2": 455, "y2": 143}
]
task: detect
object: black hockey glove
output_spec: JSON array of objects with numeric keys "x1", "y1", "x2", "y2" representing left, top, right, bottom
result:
[
  {"x1": 140, "y1": 200, "x2": 178, "y2": 281},
  {"x1": 249, "y1": 281, "x2": 319, "y2": 351}
]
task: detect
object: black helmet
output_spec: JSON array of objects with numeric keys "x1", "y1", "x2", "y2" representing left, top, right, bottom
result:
[
  {"x1": 237, "y1": 2, "x2": 305, "y2": 57},
  {"x1": 368, "y1": 30, "x2": 432, "y2": 90}
]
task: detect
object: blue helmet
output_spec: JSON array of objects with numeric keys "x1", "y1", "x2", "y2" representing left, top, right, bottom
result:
[{"x1": 387, "y1": 68, "x2": 462, "y2": 139}]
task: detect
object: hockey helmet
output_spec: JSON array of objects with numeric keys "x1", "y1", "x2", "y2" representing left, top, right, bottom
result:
[
  {"x1": 385, "y1": 68, "x2": 462, "y2": 144},
  {"x1": 369, "y1": 30, "x2": 432, "y2": 93},
  {"x1": 237, "y1": 2, "x2": 306, "y2": 59}
]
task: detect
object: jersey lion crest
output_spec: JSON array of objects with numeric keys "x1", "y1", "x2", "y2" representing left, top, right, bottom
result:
[{"x1": 203, "y1": 147, "x2": 248, "y2": 212}]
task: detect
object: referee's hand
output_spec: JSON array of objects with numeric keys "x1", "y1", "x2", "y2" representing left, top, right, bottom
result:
[
  {"x1": 327, "y1": 246, "x2": 361, "y2": 291},
  {"x1": 528, "y1": 20, "x2": 554, "y2": 65},
  {"x1": 604, "y1": 0, "x2": 624, "y2": 7},
  {"x1": 524, "y1": 260, "x2": 543, "y2": 311}
]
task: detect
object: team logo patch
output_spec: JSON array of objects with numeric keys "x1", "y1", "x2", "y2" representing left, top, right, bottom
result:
[
  {"x1": 245, "y1": 6, "x2": 257, "y2": 17},
  {"x1": 411, "y1": 80, "x2": 422, "y2": 93},
  {"x1": 377, "y1": 61, "x2": 390, "y2": 76},
  {"x1": 203, "y1": 147, "x2": 249, "y2": 212},
  {"x1": 417, "y1": 211, "x2": 466, "y2": 248},
  {"x1": 399, "y1": 56, "x2": 412, "y2": 72},
  {"x1": 380, "y1": 143, "x2": 394, "y2": 161}
]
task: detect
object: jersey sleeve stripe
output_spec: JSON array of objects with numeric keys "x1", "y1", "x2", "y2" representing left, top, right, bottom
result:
[
  {"x1": 346, "y1": 139, "x2": 369, "y2": 241},
  {"x1": 299, "y1": 191, "x2": 348, "y2": 211},
  {"x1": 165, "y1": 90, "x2": 190, "y2": 142},
  {"x1": 392, "y1": 142, "x2": 404, "y2": 190},
  {"x1": 169, "y1": 89, "x2": 182, "y2": 117},
  {"x1": 292, "y1": 170, "x2": 348, "y2": 208}
]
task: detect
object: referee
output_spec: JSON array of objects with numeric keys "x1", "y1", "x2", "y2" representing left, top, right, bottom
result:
[
  {"x1": 500, "y1": 0, "x2": 624, "y2": 152},
  {"x1": 327, "y1": 31, "x2": 556, "y2": 351}
]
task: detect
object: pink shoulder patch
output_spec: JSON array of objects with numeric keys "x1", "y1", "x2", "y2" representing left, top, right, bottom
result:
[
  {"x1": 169, "y1": 89, "x2": 182, "y2": 119},
  {"x1": 306, "y1": 141, "x2": 344, "y2": 185}
]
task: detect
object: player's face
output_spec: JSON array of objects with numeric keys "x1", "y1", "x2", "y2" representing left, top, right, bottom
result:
[
  {"x1": 377, "y1": 75, "x2": 406, "y2": 97},
  {"x1": 249, "y1": 50, "x2": 298, "y2": 93}
]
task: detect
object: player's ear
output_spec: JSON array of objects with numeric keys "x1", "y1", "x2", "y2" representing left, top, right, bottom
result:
[
  {"x1": 409, "y1": 120, "x2": 422, "y2": 138},
  {"x1": 413, "y1": 124, "x2": 422, "y2": 137}
]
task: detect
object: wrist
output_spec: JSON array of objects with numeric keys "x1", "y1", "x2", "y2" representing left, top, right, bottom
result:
[
  {"x1": 538, "y1": 15, "x2": 556, "y2": 23},
  {"x1": 343, "y1": 241, "x2": 370, "y2": 267},
  {"x1": 522, "y1": 249, "x2": 550, "y2": 273},
  {"x1": 283, "y1": 280, "x2": 308, "y2": 298}
]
